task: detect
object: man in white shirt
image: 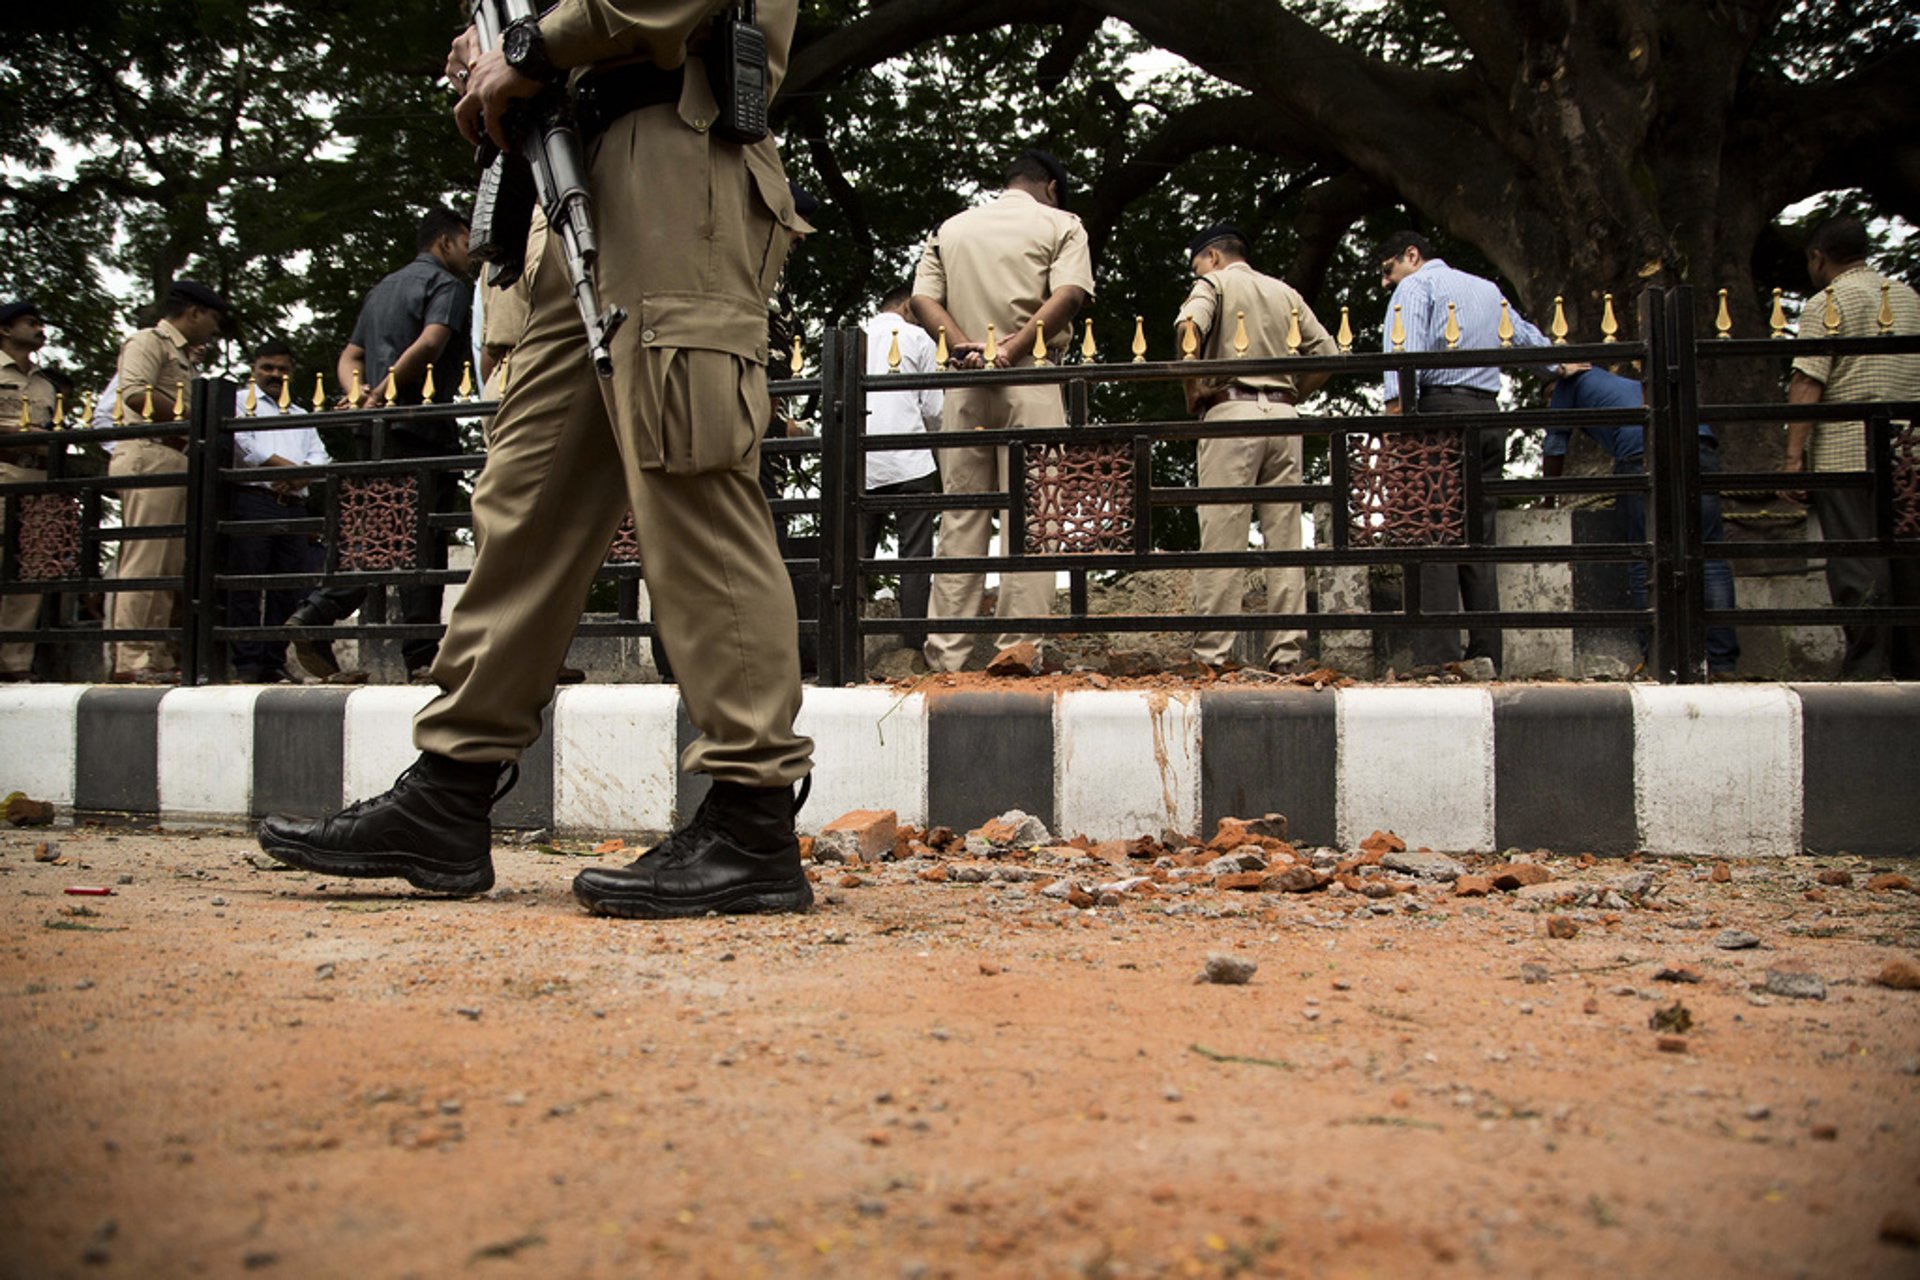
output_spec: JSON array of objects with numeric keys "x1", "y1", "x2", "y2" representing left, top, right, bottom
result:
[
  {"x1": 226, "y1": 340, "x2": 332, "y2": 682},
  {"x1": 862, "y1": 285, "x2": 943, "y2": 655}
]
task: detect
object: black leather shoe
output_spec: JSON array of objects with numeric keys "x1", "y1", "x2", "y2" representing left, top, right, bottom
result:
[
  {"x1": 285, "y1": 604, "x2": 340, "y2": 679},
  {"x1": 572, "y1": 778, "x2": 813, "y2": 919},
  {"x1": 257, "y1": 752, "x2": 517, "y2": 894}
]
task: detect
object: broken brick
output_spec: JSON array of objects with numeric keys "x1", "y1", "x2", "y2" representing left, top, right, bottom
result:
[{"x1": 816, "y1": 809, "x2": 898, "y2": 864}]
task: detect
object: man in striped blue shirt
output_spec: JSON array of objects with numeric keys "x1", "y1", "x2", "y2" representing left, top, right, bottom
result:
[{"x1": 1377, "y1": 232, "x2": 1552, "y2": 671}]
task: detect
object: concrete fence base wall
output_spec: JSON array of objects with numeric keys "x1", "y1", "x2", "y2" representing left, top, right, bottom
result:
[{"x1": 2, "y1": 683, "x2": 1913, "y2": 857}]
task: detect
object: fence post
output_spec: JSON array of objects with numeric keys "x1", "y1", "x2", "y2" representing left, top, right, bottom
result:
[
  {"x1": 1663, "y1": 287, "x2": 1707, "y2": 682},
  {"x1": 836, "y1": 326, "x2": 869, "y2": 684},
  {"x1": 180, "y1": 376, "x2": 229, "y2": 686}
]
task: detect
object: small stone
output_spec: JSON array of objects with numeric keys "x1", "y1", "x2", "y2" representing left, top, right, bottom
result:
[
  {"x1": 1264, "y1": 865, "x2": 1326, "y2": 894},
  {"x1": 1649, "y1": 1001, "x2": 1693, "y2": 1033},
  {"x1": 1872, "y1": 959, "x2": 1920, "y2": 991},
  {"x1": 916, "y1": 865, "x2": 948, "y2": 883},
  {"x1": 1489, "y1": 863, "x2": 1552, "y2": 890},
  {"x1": 1653, "y1": 965, "x2": 1702, "y2": 984},
  {"x1": 1881, "y1": 1210, "x2": 1920, "y2": 1247},
  {"x1": 1302, "y1": 1008, "x2": 1320, "y2": 1021},
  {"x1": 1744, "y1": 1104, "x2": 1771, "y2": 1121},
  {"x1": 816, "y1": 809, "x2": 898, "y2": 864},
  {"x1": 964, "y1": 809, "x2": 1051, "y2": 856},
  {"x1": 1708, "y1": 861, "x2": 1732, "y2": 883},
  {"x1": 33, "y1": 841, "x2": 59, "y2": 862},
  {"x1": 1518, "y1": 1002, "x2": 1533, "y2": 1015},
  {"x1": 1205, "y1": 850, "x2": 1268, "y2": 876},
  {"x1": 5, "y1": 793, "x2": 55, "y2": 826},
  {"x1": 985, "y1": 642, "x2": 1042, "y2": 677},
  {"x1": 1810, "y1": 1123, "x2": 1838, "y2": 1141},
  {"x1": 1359, "y1": 830, "x2": 1406, "y2": 855},
  {"x1": 978, "y1": 962, "x2": 1000, "y2": 976},
  {"x1": 1546, "y1": 916, "x2": 1579, "y2": 940},
  {"x1": 1714, "y1": 929, "x2": 1761, "y2": 950},
  {"x1": 1214, "y1": 871, "x2": 1268, "y2": 892},
  {"x1": 1763, "y1": 968, "x2": 1827, "y2": 1001},
  {"x1": 1816, "y1": 869, "x2": 1853, "y2": 887},
  {"x1": 1519, "y1": 963, "x2": 1550, "y2": 984},
  {"x1": 1380, "y1": 848, "x2": 1467, "y2": 882},
  {"x1": 1866, "y1": 873, "x2": 1913, "y2": 893},
  {"x1": 315, "y1": 963, "x2": 336, "y2": 980},
  {"x1": 209, "y1": 896, "x2": 227, "y2": 907},
  {"x1": 1453, "y1": 875, "x2": 1493, "y2": 898},
  {"x1": 1197, "y1": 953, "x2": 1257, "y2": 986},
  {"x1": 1656, "y1": 1036, "x2": 1688, "y2": 1054},
  {"x1": 837, "y1": 874, "x2": 863, "y2": 889}
]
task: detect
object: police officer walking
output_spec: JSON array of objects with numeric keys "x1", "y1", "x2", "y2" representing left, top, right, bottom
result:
[
  {"x1": 258, "y1": 0, "x2": 815, "y2": 919},
  {"x1": 0, "y1": 300, "x2": 58, "y2": 681},
  {"x1": 1174, "y1": 226, "x2": 1338, "y2": 672}
]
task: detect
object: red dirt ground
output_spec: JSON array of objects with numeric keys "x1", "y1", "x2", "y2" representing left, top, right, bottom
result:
[{"x1": 3, "y1": 824, "x2": 1917, "y2": 1279}]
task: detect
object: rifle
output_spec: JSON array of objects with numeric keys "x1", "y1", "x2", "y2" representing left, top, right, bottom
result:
[{"x1": 467, "y1": 0, "x2": 626, "y2": 378}]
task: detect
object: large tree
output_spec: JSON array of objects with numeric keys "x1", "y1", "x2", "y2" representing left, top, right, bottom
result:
[{"x1": 781, "y1": 1, "x2": 1917, "y2": 461}]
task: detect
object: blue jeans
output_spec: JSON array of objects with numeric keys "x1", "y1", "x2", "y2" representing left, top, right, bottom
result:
[{"x1": 1616, "y1": 446, "x2": 1738, "y2": 673}]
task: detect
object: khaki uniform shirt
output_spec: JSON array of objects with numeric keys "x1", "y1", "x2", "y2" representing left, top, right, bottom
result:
[
  {"x1": 1175, "y1": 261, "x2": 1336, "y2": 403},
  {"x1": 0, "y1": 350, "x2": 57, "y2": 431},
  {"x1": 1793, "y1": 263, "x2": 1920, "y2": 472},
  {"x1": 911, "y1": 189, "x2": 1095, "y2": 359},
  {"x1": 115, "y1": 318, "x2": 198, "y2": 422},
  {"x1": 536, "y1": 0, "x2": 800, "y2": 474},
  {"x1": 482, "y1": 211, "x2": 549, "y2": 358}
]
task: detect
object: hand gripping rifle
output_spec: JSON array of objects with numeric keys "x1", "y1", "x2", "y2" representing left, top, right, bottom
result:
[{"x1": 467, "y1": 0, "x2": 626, "y2": 377}]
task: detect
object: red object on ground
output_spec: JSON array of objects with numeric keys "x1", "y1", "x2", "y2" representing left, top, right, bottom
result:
[{"x1": 63, "y1": 886, "x2": 114, "y2": 896}]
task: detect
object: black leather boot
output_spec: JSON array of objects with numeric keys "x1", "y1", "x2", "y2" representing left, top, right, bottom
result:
[
  {"x1": 257, "y1": 753, "x2": 517, "y2": 894},
  {"x1": 572, "y1": 777, "x2": 813, "y2": 919},
  {"x1": 284, "y1": 602, "x2": 340, "y2": 679}
]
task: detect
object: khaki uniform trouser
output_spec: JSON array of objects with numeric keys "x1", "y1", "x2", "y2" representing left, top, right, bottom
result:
[
  {"x1": 923, "y1": 381, "x2": 1062, "y2": 672},
  {"x1": 108, "y1": 439, "x2": 187, "y2": 673},
  {"x1": 0, "y1": 459, "x2": 47, "y2": 673},
  {"x1": 412, "y1": 107, "x2": 812, "y2": 787},
  {"x1": 1193, "y1": 401, "x2": 1305, "y2": 667}
]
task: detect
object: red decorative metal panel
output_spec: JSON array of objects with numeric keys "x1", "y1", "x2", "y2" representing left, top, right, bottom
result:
[
  {"x1": 606, "y1": 512, "x2": 640, "y2": 564},
  {"x1": 1023, "y1": 442, "x2": 1135, "y2": 554},
  {"x1": 1894, "y1": 423, "x2": 1919, "y2": 539},
  {"x1": 336, "y1": 476, "x2": 419, "y2": 572},
  {"x1": 17, "y1": 494, "x2": 81, "y2": 581},
  {"x1": 1347, "y1": 427, "x2": 1466, "y2": 547}
]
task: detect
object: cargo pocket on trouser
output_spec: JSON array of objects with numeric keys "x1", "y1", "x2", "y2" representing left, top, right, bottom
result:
[{"x1": 608, "y1": 291, "x2": 772, "y2": 476}]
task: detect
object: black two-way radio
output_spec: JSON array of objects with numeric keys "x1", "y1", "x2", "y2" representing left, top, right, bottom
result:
[{"x1": 707, "y1": 1, "x2": 769, "y2": 144}]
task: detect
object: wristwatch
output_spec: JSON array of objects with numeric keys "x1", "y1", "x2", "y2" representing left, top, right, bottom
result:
[{"x1": 501, "y1": 18, "x2": 559, "y2": 84}]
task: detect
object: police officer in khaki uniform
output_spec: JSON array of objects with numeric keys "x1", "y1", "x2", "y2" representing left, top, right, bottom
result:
[
  {"x1": 260, "y1": 0, "x2": 815, "y2": 920},
  {"x1": 1174, "y1": 226, "x2": 1337, "y2": 672},
  {"x1": 911, "y1": 150, "x2": 1094, "y2": 673},
  {"x1": 108, "y1": 281, "x2": 229, "y2": 682},
  {"x1": 0, "y1": 301, "x2": 59, "y2": 681}
]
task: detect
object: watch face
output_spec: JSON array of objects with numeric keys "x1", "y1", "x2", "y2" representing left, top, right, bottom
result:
[{"x1": 504, "y1": 23, "x2": 534, "y2": 64}]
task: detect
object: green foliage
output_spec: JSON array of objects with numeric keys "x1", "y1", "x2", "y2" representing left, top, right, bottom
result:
[{"x1": 0, "y1": 0, "x2": 471, "y2": 395}]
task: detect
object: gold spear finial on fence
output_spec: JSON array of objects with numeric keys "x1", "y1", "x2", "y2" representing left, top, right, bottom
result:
[
  {"x1": 497, "y1": 352, "x2": 510, "y2": 395},
  {"x1": 1769, "y1": 288, "x2": 1787, "y2": 338},
  {"x1": 458, "y1": 361, "x2": 474, "y2": 402},
  {"x1": 1600, "y1": 293, "x2": 1619, "y2": 342},
  {"x1": 312, "y1": 373, "x2": 326, "y2": 412},
  {"x1": 1880, "y1": 280, "x2": 1896, "y2": 334},
  {"x1": 1032, "y1": 320, "x2": 1049, "y2": 366},
  {"x1": 244, "y1": 375, "x2": 258, "y2": 416},
  {"x1": 983, "y1": 324, "x2": 998, "y2": 366},
  {"x1": 1233, "y1": 310, "x2": 1250, "y2": 356},
  {"x1": 53, "y1": 394, "x2": 65, "y2": 427},
  {"x1": 1823, "y1": 286, "x2": 1841, "y2": 336},
  {"x1": 78, "y1": 390, "x2": 93, "y2": 426},
  {"x1": 1179, "y1": 320, "x2": 1198, "y2": 360},
  {"x1": 384, "y1": 372, "x2": 399, "y2": 407},
  {"x1": 1081, "y1": 318, "x2": 1097, "y2": 362},
  {"x1": 886, "y1": 328, "x2": 902, "y2": 372},
  {"x1": 1131, "y1": 315, "x2": 1147, "y2": 362},
  {"x1": 1497, "y1": 298, "x2": 1515, "y2": 347},
  {"x1": 1442, "y1": 301, "x2": 1461, "y2": 350},
  {"x1": 1337, "y1": 306, "x2": 1353, "y2": 353},
  {"x1": 1715, "y1": 289, "x2": 1733, "y2": 339},
  {"x1": 1286, "y1": 307, "x2": 1304, "y2": 355},
  {"x1": 277, "y1": 373, "x2": 291, "y2": 412},
  {"x1": 17, "y1": 397, "x2": 30, "y2": 428},
  {"x1": 112, "y1": 383, "x2": 125, "y2": 425},
  {"x1": 421, "y1": 364, "x2": 437, "y2": 402},
  {"x1": 790, "y1": 333, "x2": 804, "y2": 377},
  {"x1": 175, "y1": 380, "x2": 187, "y2": 420},
  {"x1": 1550, "y1": 296, "x2": 1569, "y2": 345},
  {"x1": 349, "y1": 367, "x2": 363, "y2": 404},
  {"x1": 1390, "y1": 304, "x2": 1405, "y2": 351},
  {"x1": 934, "y1": 326, "x2": 949, "y2": 369}
]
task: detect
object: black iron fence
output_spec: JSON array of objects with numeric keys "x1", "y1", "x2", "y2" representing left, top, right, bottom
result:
[{"x1": 2, "y1": 285, "x2": 1916, "y2": 686}]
